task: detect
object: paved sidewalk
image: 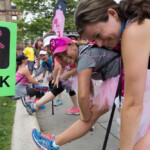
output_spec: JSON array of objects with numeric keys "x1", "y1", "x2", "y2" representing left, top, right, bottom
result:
[
  {"x1": 11, "y1": 71, "x2": 119, "y2": 150},
  {"x1": 36, "y1": 91, "x2": 119, "y2": 150},
  {"x1": 11, "y1": 100, "x2": 40, "y2": 150}
]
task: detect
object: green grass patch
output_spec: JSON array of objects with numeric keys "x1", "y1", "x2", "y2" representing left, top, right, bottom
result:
[{"x1": 0, "y1": 97, "x2": 16, "y2": 150}]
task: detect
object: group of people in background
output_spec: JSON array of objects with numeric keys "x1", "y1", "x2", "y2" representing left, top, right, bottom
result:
[
  {"x1": 13, "y1": 0, "x2": 150, "y2": 150},
  {"x1": 14, "y1": 30, "x2": 81, "y2": 115}
]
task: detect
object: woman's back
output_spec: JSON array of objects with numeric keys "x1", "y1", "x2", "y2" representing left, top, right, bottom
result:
[
  {"x1": 78, "y1": 45, "x2": 121, "y2": 80},
  {"x1": 16, "y1": 72, "x2": 28, "y2": 85}
]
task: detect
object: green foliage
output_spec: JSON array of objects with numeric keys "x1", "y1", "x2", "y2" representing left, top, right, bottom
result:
[
  {"x1": 0, "y1": 97, "x2": 16, "y2": 150},
  {"x1": 12, "y1": 0, "x2": 79, "y2": 43}
]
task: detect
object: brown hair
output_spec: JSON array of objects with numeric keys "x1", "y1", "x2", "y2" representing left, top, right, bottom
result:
[
  {"x1": 35, "y1": 38, "x2": 43, "y2": 50},
  {"x1": 74, "y1": 40, "x2": 88, "y2": 45},
  {"x1": 120, "y1": 0, "x2": 150, "y2": 24},
  {"x1": 75, "y1": 0, "x2": 150, "y2": 36},
  {"x1": 74, "y1": 0, "x2": 121, "y2": 36},
  {"x1": 16, "y1": 61, "x2": 22, "y2": 71},
  {"x1": 43, "y1": 30, "x2": 56, "y2": 39}
]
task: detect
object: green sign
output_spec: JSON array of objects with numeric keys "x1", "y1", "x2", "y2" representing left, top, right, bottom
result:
[{"x1": 0, "y1": 22, "x2": 17, "y2": 96}]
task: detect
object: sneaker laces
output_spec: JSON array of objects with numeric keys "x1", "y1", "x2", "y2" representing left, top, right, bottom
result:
[
  {"x1": 26, "y1": 97, "x2": 36, "y2": 102},
  {"x1": 70, "y1": 108, "x2": 74, "y2": 111},
  {"x1": 74, "y1": 108, "x2": 80, "y2": 111},
  {"x1": 41, "y1": 133, "x2": 52, "y2": 141},
  {"x1": 66, "y1": 107, "x2": 75, "y2": 112}
]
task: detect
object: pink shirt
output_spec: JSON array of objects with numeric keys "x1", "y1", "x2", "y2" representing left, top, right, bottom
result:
[{"x1": 16, "y1": 73, "x2": 28, "y2": 85}]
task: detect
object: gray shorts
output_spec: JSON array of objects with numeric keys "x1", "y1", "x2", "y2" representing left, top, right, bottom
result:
[{"x1": 28, "y1": 61, "x2": 35, "y2": 70}]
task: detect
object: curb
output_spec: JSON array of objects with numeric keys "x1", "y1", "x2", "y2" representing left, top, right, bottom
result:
[{"x1": 11, "y1": 100, "x2": 40, "y2": 150}]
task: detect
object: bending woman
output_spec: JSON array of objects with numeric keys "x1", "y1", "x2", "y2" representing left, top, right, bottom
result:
[
  {"x1": 22, "y1": 49, "x2": 80, "y2": 115},
  {"x1": 75, "y1": 0, "x2": 150, "y2": 149},
  {"x1": 31, "y1": 36, "x2": 121, "y2": 150}
]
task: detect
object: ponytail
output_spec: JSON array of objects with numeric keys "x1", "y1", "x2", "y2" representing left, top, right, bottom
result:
[
  {"x1": 74, "y1": 40, "x2": 88, "y2": 46},
  {"x1": 120, "y1": 0, "x2": 150, "y2": 24},
  {"x1": 16, "y1": 61, "x2": 21, "y2": 71}
]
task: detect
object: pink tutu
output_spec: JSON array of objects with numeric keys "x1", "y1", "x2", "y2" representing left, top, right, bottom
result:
[
  {"x1": 60, "y1": 66, "x2": 78, "y2": 92},
  {"x1": 92, "y1": 75, "x2": 120, "y2": 110},
  {"x1": 70, "y1": 74, "x2": 78, "y2": 91},
  {"x1": 135, "y1": 70, "x2": 150, "y2": 143},
  {"x1": 115, "y1": 70, "x2": 150, "y2": 144}
]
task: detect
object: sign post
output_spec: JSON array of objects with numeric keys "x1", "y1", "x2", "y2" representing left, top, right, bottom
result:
[{"x1": 0, "y1": 22, "x2": 17, "y2": 96}]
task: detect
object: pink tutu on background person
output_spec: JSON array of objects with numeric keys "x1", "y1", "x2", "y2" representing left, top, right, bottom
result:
[
  {"x1": 70, "y1": 74, "x2": 78, "y2": 91},
  {"x1": 92, "y1": 75, "x2": 120, "y2": 110},
  {"x1": 59, "y1": 65, "x2": 78, "y2": 92}
]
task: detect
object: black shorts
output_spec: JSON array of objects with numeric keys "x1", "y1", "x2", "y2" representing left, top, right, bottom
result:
[
  {"x1": 49, "y1": 80, "x2": 76, "y2": 97},
  {"x1": 26, "y1": 86, "x2": 44, "y2": 98}
]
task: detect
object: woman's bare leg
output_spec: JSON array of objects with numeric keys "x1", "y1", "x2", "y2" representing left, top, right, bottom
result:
[
  {"x1": 55, "y1": 108, "x2": 108, "y2": 146},
  {"x1": 70, "y1": 95, "x2": 78, "y2": 109},
  {"x1": 36, "y1": 91, "x2": 55, "y2": 108}
]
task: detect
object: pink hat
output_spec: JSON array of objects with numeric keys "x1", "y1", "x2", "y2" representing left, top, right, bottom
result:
[{"x1": 50, "y1": 36, "x2": 72, "y2": 55}]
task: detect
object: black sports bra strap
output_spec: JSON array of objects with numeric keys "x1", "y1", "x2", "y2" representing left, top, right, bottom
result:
[{"x1": 15, "y1": 75, "x2": 24, "y2": 85}]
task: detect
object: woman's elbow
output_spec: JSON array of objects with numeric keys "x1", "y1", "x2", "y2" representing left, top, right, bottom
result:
[
  {"x1": 78, "y1": 95, "x2": 87, "y2": 104},
  {"x1": 122, "y1": 99, "x2": 143, "y2": 114},
  {"x1": 78, "y1": 94, "x2": 90, "y2": 108}
]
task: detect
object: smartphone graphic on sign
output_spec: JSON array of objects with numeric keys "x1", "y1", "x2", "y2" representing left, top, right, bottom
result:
[{"x1": 0, "y1": 27, "x2": 10, "y2": 69}]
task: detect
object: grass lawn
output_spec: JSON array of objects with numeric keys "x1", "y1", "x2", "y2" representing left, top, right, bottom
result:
[{"x1": 0, "y1": 97, "x2": 16, "y2": 150}]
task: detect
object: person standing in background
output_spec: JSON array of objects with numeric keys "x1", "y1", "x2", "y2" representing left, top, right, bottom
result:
[
  {"x1": 34, "y1": 38, "x2": 44, "y2": 77},
  {"x1": 24, "y1": 41, "x2": 35, "y2": 75}
]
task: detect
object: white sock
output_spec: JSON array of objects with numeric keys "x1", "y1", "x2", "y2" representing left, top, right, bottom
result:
[
  {"x1": 52, "y1": 140, "x2": 59, "y2": 148},
  {"x1": 34, "y1": 103, "x2": 38, "y2": 110}
]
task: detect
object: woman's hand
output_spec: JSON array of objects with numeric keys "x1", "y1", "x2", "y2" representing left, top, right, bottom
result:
[
  {"x1": 61, "y1": 73, "x2": 69, "y2": 80},
  {"x1": 62, "y1": 67, "x2": 77, "y2": 80},
  {"x1": 54, "y1": 77, "x2": 60, "y2": 88},
  {"x1": 38, "y1": 77, "x2": 43, "y2": 82}
]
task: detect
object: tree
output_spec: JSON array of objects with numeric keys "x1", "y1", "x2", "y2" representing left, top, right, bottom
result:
[{"x1": 12, "y1": 0, "x2": 79, "y2": 43}]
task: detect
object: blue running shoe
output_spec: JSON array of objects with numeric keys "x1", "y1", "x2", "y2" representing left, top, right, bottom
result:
[
  {"x1": 39, "y1": 105, "x2": 46, "y2": 109},
  {"x1": 26, "y1": 101, "x2": 37, "y2": 115},
  {"x1": 22, "y1": 97, "x2": 37, "y2": 115},
  {"x1": 32, "y1": 128, "x2": 59, "y2": 150},
  {"x1": 21, "y1": 97, "x2": 27, "y2": 107},
  {"x1": 54, "y1": 99, "x2": 63, "y2": 106}
]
